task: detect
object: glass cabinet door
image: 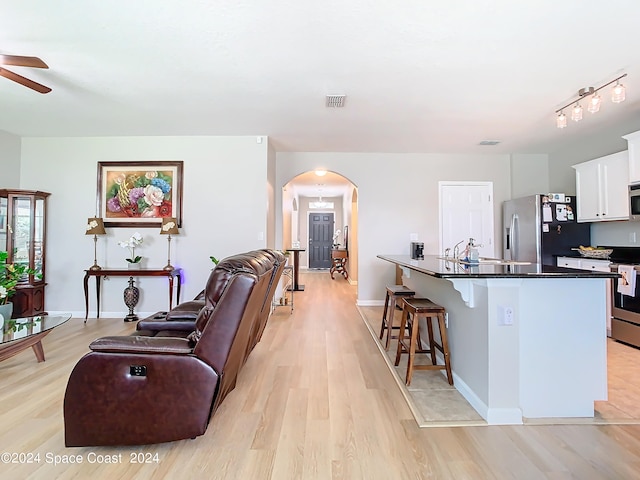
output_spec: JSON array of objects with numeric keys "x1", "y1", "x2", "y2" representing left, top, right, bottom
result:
[
  {"x1": 0, "y1": 196, "x2": 7, "y2": 252},
  {"x1": 12, "y1": 196, "x2": 33, "y2": 270},
  {"x1": 34, "y1": 198, "x2": 45, "y2": 278}
]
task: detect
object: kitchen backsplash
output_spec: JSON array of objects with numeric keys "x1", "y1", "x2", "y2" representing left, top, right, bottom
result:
[{"x1": 591, "y1": 221, "x2": 640, "y2": 247}]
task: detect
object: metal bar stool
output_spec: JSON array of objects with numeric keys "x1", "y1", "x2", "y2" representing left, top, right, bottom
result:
[
  {"x1": 272, "y1": 265, "x2": 294, "y2": 313},
  {"x1": 379, "y1": 285, "x2": 415, "y2": 350},
  {"x1": 395, "y1": 297, "x2": 453, "y2": 386}
]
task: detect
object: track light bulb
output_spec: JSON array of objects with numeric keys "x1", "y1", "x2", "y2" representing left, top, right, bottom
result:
[
  {"x1": 556, "y1": 111, "x2": 567, "y2": 129},
  {"x1": 571, "y1": 103, "x2": 583, "y2": 122},
  {"x1": 587, "y1": 93, "x2": 601, "y2": 113},
  {"x1": 612, "y1": 82, "x2": 626, "y2": 103}
]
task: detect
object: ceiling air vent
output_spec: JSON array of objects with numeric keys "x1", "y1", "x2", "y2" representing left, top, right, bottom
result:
[
  {"x1": 478, "y1": 140, "x2": 501, "y2": 146},
  {"x1": 326, "y1": 95, "x2": 346, "y2": 108}
]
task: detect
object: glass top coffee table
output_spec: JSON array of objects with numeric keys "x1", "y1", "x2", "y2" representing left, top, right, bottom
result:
[{"x1": 0, "y1": 313, "x2": 72, "y2": 363}]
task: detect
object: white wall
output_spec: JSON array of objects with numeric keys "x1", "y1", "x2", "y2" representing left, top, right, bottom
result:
[
  {"x1": 266, "y1": 139, "x2": 276, "y2": 248},
  {"x1": 548, "y1": 126, "x2": 630, "y2": 194},
  {"x1": 275, "y1": 152, "x2": 512, "y2": 303},
  {"x1": 0, "y1": 131, "x2": 21, "y2": 187},
  {"x1": 510, "y1": 154, "x2": 549, "y2": 198},
  {"x1": 20, "y1": 136, "x2": 269, "y2": 317}
]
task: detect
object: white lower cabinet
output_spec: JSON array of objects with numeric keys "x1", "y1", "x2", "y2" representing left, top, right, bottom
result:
[
  {"x1": 557, "y1": 256, "x2": 582, "y2": 269},
  {"x1": 557, "y1": 256, "x2": 612, "y2": 335}
]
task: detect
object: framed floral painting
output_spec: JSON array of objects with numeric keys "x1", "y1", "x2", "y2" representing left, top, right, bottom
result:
[{"x1": 96, "y1": 161, "x2": 183, "y2": 227}]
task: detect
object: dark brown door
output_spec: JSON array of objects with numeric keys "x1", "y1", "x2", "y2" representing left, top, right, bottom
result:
[{"x1": 309, "y1": 213, "x2": 333, "y2": 268}]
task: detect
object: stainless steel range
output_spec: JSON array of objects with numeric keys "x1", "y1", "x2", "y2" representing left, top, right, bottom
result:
[{"x1": 606, "y1": 246, "x2": 640, "y2": 348}]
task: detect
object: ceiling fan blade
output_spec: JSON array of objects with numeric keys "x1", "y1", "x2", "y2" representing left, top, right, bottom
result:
[
  {"x1": 0, "y1": 54, "x2": 48, "y2": 69},
  {"x1": 0, "y1": 67, "x2": 51, "y2": 94}
]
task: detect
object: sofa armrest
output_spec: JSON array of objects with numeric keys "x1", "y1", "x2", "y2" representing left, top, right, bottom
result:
[
  {"x1": 166, "y1": 300, "x2": 206, "y2": 319},
  {"x1": 136, "y1": 319, "x2": 196, "y2": 332},
  {"x1": 89, "y1": 336, "x2": 194, "y2": 355}
]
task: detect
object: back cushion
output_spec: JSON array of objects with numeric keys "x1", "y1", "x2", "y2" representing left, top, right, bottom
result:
[
  {"x1": 203, "y1": 251, "x2": 275, "y2": 307},
  {"x1": 193, "y1": 272, "x2": 258, "y2": 374}
]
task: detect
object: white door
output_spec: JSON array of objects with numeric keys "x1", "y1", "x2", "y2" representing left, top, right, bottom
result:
[{"x1": 439, "y1": 182, "x2": 494, "y2": 257}]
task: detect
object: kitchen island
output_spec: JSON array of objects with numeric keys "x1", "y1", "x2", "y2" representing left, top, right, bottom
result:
[{"x1": 377, "y1": 254, "x2": 618, "y2": 425}]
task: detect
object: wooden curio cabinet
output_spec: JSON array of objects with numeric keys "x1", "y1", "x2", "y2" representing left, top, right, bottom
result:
[{"x1": 0, "y1": 189, "x2": 50, "y2": 318}]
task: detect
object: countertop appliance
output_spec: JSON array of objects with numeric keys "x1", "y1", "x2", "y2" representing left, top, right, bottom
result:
[
  {"x1": 410, "y1": 242, "x2": 424, "y2": 260},
  {"x1": 604, "y1": 246, "x2": 640, "y2": 348},
  {"x1": 503, "y1": 194, "x2": 591, "y2": 265}
]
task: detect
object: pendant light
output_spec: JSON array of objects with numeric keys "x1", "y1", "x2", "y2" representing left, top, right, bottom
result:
[
  {"x1": 571, "y1": 103, "x2": 583, "y2": 122},
  {"x1": 556, "y1": 111, "x2": 567, "y2": 129},
  {"x1": 587, "y1": 92, "x2": 601, "y2": 113},
  {"x1": 612, "y1": 80, "x2": 626, "y2": 103}
]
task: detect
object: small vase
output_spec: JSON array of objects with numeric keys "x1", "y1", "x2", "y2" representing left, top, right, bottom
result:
[
  {"x1": 127, "y1": 262, "x2": 142, "y2": 270},
  {"x1": 0, "y1": 302, "x2": 13, "y2": 324}
]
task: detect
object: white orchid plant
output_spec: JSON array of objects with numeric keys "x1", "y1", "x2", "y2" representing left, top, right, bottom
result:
[
  {"x1": 118, "y1": 232, "x2": 144, "y2": 263},
  {"x1": 332, "y1": 229, "x2": 342, "y2": 245}
]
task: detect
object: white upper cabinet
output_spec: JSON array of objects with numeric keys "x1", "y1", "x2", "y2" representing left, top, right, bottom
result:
[
  {"x1": 623, "y1": 130, "x2": 640, "y2": 184},
  {"x1": 573, "y1": 150, "x2": 629, "y2": 222}
]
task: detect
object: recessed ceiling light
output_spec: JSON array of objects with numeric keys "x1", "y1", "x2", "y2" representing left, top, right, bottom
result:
[{"x1": 478, "y1": 140, "x2": 501, "y2": 146}]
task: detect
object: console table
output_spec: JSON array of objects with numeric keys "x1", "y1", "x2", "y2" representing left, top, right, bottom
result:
[
  {"x1": 83, "y1": 268, "x2": 182, "y2": 321},
  {"x1": 330, "y1": 249, "x2": 348, "y2": 279}
]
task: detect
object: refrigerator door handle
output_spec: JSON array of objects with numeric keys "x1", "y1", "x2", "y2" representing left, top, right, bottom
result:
[{"x1": 510, "y1": 213, "x2": 519, "y2": 260}]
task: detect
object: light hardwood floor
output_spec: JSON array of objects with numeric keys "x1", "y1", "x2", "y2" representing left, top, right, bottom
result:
[{"x1": 1, "y1": 271, "x2": 640, "y2": 479}]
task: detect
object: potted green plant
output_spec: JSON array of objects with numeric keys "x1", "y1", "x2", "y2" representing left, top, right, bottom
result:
[{"x1": 0, "y1": 251, "x2": 37, "y2": 320}]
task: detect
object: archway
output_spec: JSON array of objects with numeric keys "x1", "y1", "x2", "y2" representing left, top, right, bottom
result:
[{"x1": 282, "y1": 170, "x2": 358, "y2": 284}]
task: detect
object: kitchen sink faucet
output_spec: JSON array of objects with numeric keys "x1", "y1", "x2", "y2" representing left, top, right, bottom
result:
[{"x1": 453, "y1": 240, "x2": 465, "y2": 260}]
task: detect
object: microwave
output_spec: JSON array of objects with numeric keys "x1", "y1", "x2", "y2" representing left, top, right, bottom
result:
[{"x1": 630, "y1": 183, "x2": 640, "y2": 220}]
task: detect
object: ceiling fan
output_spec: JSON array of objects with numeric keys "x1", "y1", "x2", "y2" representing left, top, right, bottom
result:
[{"x1": 0, "y1": 54, "x2": 51, "y2": 94}]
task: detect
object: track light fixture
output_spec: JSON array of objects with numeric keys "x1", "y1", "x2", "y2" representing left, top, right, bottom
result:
[{"x1": 555, "y1": 74, "x2": 627, "y2": 128}]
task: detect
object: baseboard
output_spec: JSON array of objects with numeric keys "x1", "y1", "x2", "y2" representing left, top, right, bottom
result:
[
  {"x1": 356, "y1": 300, "x2": 385, "y2": 307},
  {"x1": 62, "y1": 310, "x2": 156, "y2": 320},
  {"x1": 452, "y1": 374, "x2": 523, "y2": 425},
  {"x1": 486, "y1": 408, "x2": 524, "y2": 425}
]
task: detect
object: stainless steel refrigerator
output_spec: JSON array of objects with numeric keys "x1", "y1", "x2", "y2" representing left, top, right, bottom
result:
[{"x1": 503, "y1": 194, "x2": 591, "y2": 265}]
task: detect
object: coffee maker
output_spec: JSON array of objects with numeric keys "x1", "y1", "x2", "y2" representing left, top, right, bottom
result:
[{"x1": 410, "y1": 242, "x2": 424, "y2": 260}]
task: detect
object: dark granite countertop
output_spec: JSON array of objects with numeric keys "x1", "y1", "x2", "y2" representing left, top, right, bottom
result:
[{"x1": 377, "y1": 255, "x2": 619, "y2": 279}]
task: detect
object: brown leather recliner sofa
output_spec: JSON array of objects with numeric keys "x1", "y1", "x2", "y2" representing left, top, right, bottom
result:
[
  {"x1": 137, "y1": 249, "x2": 286, "y2": 349},
  {"x1": 63, "y1": 249, "x2": 286, "y2": 446}
]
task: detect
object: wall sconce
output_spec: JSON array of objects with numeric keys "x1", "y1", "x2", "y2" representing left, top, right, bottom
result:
[
  {"x1": 85, "y1": 217, "x2": 106, "y2": 270},
  {"x1": 555, "y1": 73, "x2": 627, "y2": 128},
  {"x1": 160, "y1": 217, "x2": 180, "y2": 271}
]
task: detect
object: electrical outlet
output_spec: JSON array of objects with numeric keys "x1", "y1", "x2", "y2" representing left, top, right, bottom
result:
[
  {"x1": 497, "y1": 305, "x2": 514, "y2": 326},
  {"x1": 630, "y1": 232, "x2": 637, "y2": 244}
]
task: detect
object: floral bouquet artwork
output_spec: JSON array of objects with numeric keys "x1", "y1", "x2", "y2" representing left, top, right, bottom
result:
[{"x1": 106, "y1": 170, "x2": 173, "y2": 219}]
